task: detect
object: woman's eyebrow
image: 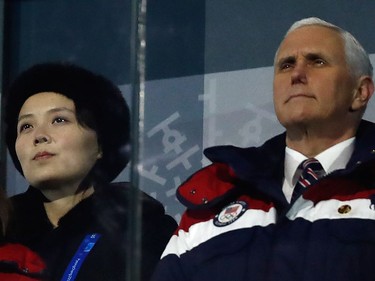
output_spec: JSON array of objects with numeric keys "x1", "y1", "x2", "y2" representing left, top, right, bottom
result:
[
  {"x1": 47, "y1": 107, "x2": 75, "y2": 114},
  {"x1": 17, "y1": 107, "x2": 75, "y2": 122}
]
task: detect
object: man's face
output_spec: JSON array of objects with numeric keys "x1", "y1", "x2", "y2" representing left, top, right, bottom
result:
[{"x1": 273, "y1": 25, "x2": 357, "y2": 131}]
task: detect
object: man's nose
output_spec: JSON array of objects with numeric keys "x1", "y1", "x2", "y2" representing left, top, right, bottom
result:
[{"x1": 291, "y1": 61, "x2": 308, "y2": 84}]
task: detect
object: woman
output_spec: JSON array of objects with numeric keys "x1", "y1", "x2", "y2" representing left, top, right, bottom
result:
[{"x1": 4, "y1": 62, "x2": 177, "y2": 281}]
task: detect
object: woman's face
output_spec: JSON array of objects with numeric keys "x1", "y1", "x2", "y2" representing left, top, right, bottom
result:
[{"x1": 15, "y1": 92, "x2": 102, "y2": 191}]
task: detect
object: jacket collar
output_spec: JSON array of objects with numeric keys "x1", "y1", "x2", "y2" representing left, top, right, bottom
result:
[
  {"x1": 204, "y1": 119, "x2": 375, "y2": 180},
  {"x1": 203, "y1": 132, "x2": 286, "y2": 183},
  {"x1": 199, "y1": 120, "x2": 375, "y2": 210},
  {"x1": 347, "y1": 119, "x2": 375, "y2": 168}
]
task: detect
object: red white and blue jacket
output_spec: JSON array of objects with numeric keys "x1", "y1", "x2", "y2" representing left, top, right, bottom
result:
[
  {"x1": 152, "y1": 120, "x2": 375, "y2": 281},
  {"x1": 0, "y1": 243, "x2": 46, "y2": 281}
]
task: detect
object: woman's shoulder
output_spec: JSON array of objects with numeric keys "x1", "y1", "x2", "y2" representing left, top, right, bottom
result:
[
  {"x1": 99, "y1": 182, "x2": 169, "y2": 213},
  {"x1": 93, "y1": 182, "x2": 177, "y2": 232},
  {"x1": 98, "y1": 182, "x2": 177, "y2": 228},
  {"x1": 94, "y1": 181, "x2": 174, "y2": 216}
]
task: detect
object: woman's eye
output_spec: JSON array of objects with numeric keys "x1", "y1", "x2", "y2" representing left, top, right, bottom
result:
[
  {"x1": 19, "y1": 123, "x2": 32, "y2": 133},
  {"x1": 53, "y1": 117, "x2": 67, "y2": 124}
]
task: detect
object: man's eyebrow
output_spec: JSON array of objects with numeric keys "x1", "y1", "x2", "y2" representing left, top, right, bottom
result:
[
  {"x1": 276, "y1": 55, "x2": 295, "y2": 67},
  {"x1": 304, "y1": 52, "x2": 325, "y2": 61},
  {"x1": 276, "y1": 51, "x2": 328, "y2": 66}
]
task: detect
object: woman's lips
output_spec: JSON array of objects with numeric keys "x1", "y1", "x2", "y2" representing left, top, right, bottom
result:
[{"x1": 33, "y1": 151, "x2": 55, "y2": 160}]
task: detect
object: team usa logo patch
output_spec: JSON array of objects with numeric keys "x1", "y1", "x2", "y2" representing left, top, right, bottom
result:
[{"x1": 213, "y1": 201, "x2": 247, "y2": 227}]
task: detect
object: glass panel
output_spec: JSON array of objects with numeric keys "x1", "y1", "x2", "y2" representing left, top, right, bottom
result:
[
  {"x1": 1, "y1": 1, "x2": 139, "y2": 281},
  {"x1": 143, "y1": 0, "x2": 375, "y2": 223},
  {"x1": 3, "y1": 0, "x2": 133, "y2": 195},
  {"x1": 140, "y1": 0, "x2": 205, "y2": 221},
  {"x1": 0, "y1": 0, "x2": 5, "y2": 190},
  {"x1": 142, "y1": 1, "x2": 375, "y2": 279}
]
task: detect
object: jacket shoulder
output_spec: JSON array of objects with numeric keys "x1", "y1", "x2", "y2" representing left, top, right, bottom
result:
[
  {"x1": 0, "y1": 243, "x2": 46, "y2": 280},
  {"x1": 177, "y1": 162, "x2": 238, "y2": 209}
]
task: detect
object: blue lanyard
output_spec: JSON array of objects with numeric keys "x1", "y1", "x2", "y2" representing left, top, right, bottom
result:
[{"x1": 61, "y1": 233, "x2": 101, "y2": 281}]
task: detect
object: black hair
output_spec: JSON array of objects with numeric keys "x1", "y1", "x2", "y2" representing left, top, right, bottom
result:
[{"x1": 4, "y1": 62, "x2": 131, "y2": 183}]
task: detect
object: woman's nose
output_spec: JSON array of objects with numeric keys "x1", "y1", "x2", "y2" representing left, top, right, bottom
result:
[{"x1": 34, "y1": 134, "x2": 51, "y2": 145}]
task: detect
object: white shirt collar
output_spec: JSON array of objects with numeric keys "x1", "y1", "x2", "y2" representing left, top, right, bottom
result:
[{"x1": 283, "y1": 137, "x2": 355, "y2": 201}]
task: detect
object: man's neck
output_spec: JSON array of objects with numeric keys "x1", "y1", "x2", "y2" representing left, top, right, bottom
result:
[{"x1": 285, "y1": 124, "x2": 357, "y2": 158}]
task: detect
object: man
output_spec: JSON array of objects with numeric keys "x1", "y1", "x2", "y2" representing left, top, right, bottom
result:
[{"x1": 152, "y1": 17, "x2": 375, "y2": 281}]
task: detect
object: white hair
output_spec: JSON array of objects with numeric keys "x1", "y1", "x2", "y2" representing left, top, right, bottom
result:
[{"x1": 274, "y1": 17, "x2": 373, "y2": 79}]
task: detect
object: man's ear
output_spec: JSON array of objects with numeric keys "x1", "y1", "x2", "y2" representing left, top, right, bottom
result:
[{"x1": 350, "y1": 76, "x2": 374, "y2": 111}]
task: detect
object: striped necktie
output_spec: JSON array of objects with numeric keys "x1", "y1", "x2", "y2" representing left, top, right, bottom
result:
[{"x1": 291, "y1": 158, "x2": 325, "y2": 203}]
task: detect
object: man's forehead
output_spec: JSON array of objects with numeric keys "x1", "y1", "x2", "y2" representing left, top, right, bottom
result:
[{"x1": 276, "y1": 25, "x2": 344, "y2": 59}]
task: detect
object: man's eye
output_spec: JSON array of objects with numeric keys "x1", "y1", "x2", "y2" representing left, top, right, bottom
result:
[
  {"x1": 278, "y1": 59, "x2": 295, "y2": 70},
  {"x1": 281, "y1": 63, "x2": 292, "y2": 69},
  {"x1": 314, "y1": 59, "x2": 326, "y2": 65}
]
